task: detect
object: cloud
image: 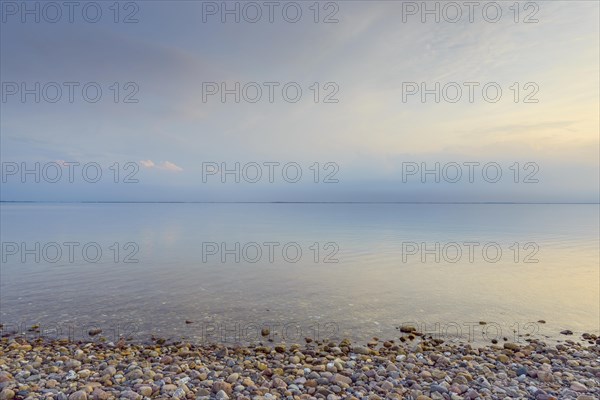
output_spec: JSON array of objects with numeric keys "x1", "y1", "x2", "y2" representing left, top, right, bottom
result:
[
  {"x1": 140, "y1": 160, "x2": 183, "y2": 172},
  {"x1": 160, "y1": 161, "x2": 184, "y2": 172},
  {"x1": 140, "y1": 160, "x2": 155, "y2": 168}
]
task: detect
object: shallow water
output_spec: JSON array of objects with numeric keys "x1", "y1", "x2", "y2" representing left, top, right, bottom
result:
[{"x1": 1, "y1": 203, "x2": 598, "y2": 345}]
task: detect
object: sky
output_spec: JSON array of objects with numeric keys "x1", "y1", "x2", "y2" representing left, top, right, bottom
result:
[{"x1": 1, "y1": 0, "x2": 599, "y2": 202}]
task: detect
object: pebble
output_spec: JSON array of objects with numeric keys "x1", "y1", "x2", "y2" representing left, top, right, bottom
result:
[
  {"x1": 571, "y1": 382, "x2": 588, "y2": 392},
  {"x1": 0, "y1": 330, "x2": 596, "y2": 400},
  {"x1": 215, "y1": 390, "x2": 229, "y2": 399},
  {"x1": 68, "y1": 390, "x2": 87, "y2": 400},
  {"x1": 137, "y1": 386, "x2": 152, "y2": 397},
  {"x1": 91, "y1": 388, "x2": 109, "y2": 400},
  {"x1": 332, "y1": 374, "x2": 352, "y2": 385},
  {"x1": 211, "y1": 381, "x2": 231, "y2": 395},
  {"x1": 503, "y1": 343, "x2": 520, "y2": 351},
  {"x1": 352, "y1": 346, "x2": 370, "y2": 355},
  {"x1": 431, "y1": 384, "x2": 448, "y2": 393}
]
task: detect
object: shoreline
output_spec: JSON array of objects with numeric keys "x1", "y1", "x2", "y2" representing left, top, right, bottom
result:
[
  {"x1": 3, "y1": 319, "x2": 599, "y2": 349},
  {"x1": 1, "y1": 332, "x2": 598, "y2": 400}
]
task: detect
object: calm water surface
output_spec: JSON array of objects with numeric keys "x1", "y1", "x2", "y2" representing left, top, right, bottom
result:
[{"x1": 1, "y1": 203, "x2": 598, "y2": 345}]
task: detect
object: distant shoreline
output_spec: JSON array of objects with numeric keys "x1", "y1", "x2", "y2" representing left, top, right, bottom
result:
[{"x1": 1, "y1": 201, "x2": 599, "y2": 204}]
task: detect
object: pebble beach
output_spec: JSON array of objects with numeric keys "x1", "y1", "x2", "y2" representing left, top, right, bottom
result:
[{"x1": 1, "y1": 329, "x2": 598, "y2": 400}]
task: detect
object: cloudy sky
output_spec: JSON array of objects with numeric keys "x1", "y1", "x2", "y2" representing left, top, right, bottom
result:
[{"x1": 1, "y1": 1, "x2": 598, "y2": 202}]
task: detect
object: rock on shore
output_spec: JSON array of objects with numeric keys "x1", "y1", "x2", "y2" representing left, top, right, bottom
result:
[{"x1": 0, "y1": 334, "x2": 598, "y2": 399}]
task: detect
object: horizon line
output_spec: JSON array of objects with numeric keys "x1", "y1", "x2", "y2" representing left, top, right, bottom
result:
[{"x1": 1, "y1": 201, "x2": 599, "y2": 205}]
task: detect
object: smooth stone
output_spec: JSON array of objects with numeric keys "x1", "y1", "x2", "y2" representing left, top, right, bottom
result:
[
  {"x1": 431, "y1": 384, "x2": 448, "y2": 394},
  {"x1": 68, "y1": 391, "x2": 87, "y2": 400},
  {"x1": 331, "y1": 374, "x2": 352, "y2": 386},
  {"x1": 211, "y1": 382, "x2": 232, "y2": 395},
  {"x1": 119, "y1": 390, "x2": 140, "y2": 400},
  {"x1": 137, "y1": 386, "x2": 152, "y2": 397},
  {"x1": 0, "y1": 389, "x2": 15, "y2": 400},
  {"x1": 352, "y1": 346, "x2": 370, "y2": 355},
  {"x1": 215, "y1": 390, "x2": 229, "y2": 400},
  {"x1": 91, "y1": 389, "x2": 109, "y2": 400},
  {"x1": 570, "y1": 382, "x2": 588, "y2": 392},
  {"x1": 160, "y1": 384, "x2": 177, "y2": 394}
]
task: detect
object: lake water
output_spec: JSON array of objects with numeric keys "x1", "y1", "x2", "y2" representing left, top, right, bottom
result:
[{"x1": 1, "y1": 203, "x2": 598, "y2": 345}]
